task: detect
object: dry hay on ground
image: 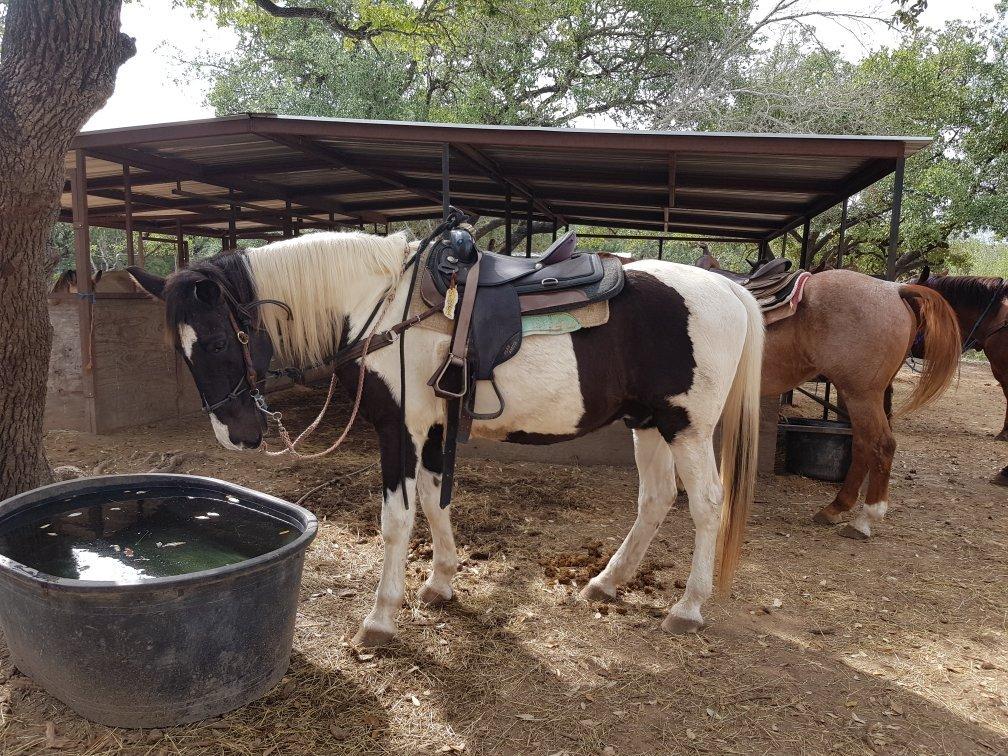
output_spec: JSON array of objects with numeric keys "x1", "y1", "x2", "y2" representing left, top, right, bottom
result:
[{"x1": 1, "y1": 364, "x2": 1006, "y2": 754}]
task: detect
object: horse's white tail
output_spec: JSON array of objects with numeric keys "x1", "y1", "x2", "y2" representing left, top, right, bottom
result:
[{"x1": 715, "y1": 285, "x2": 764, "y2": 594}]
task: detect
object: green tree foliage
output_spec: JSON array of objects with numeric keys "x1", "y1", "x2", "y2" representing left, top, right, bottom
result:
[
  {"x1": 665, "y1": 16, "x2": 1008, "y2": 276},
  {"x1": 947, "y1": 237, "x2": 1008, "y2": 277},
  {"x1": 47, "y1": 223, "x2": 223, "y2": 282},
  {"x1": 184, "y1": 0, "x2": 759, "y2": 126},
  {"x1": 181, "y1": 0, "x2": 1001, "y2": 270}
]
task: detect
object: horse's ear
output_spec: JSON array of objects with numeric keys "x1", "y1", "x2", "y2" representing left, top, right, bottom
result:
[
  {"x1": 193, "y1": 278, "x2": 222, "y2": 306},
  {"x1": 126, "y1": 266, "x2": 166, "y2": 300},
  {"x1": 917, "y1": 265, "x2": 930, "y2": 284}
]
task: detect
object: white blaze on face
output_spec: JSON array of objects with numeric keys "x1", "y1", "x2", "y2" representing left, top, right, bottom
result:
[
  {"x1": 178, "y1": 323, "x2": 198, "y2": 359},
  {"x1": 180, "y1": 321, "x2": 245, "y2": 451},
  {"x1": 209, "y1": 412, "x2": 245, "y2": 451}
]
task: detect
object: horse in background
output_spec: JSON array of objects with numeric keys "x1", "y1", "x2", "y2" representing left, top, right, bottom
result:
[
  {"x1": 917, "y1": 270, "x2": 1008, "y2": 439},
  {"x1": 697, "y1": 251, "x2": 961, "y2": 539},
  {"x1": 51, "y1": 269, "x2": 143, "y2": 295}
]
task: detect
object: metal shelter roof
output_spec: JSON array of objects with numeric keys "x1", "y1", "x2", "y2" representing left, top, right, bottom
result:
[{"x1": 62, "y1": 113, "x2": 932, "y2": 243}]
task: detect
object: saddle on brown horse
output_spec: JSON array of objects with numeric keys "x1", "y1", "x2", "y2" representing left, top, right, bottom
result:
[
  {"x1": 701, "y1": 256, "x2": 809, "y2": 324},
  {"x1": 418, "y1": 219, "x2": 625, "y2": 507}
]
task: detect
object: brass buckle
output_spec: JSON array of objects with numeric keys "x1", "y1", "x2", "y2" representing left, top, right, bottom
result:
[{"x1": 237, "y1": 330, "x2": 250, "y2": 345}]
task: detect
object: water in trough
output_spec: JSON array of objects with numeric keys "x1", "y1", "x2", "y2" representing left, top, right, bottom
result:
[{"x1": 0, "y1": 486, "x2": 298, "y2": 582}]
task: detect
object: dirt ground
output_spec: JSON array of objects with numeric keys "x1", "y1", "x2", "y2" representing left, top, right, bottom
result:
[{"x1": 1, "y1": 362, "x2": 1007, "y2": 755}]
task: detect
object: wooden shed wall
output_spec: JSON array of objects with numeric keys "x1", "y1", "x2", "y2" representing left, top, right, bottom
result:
[{"x1": 46, "y1": 295, "x2": 201, "y2": 434}]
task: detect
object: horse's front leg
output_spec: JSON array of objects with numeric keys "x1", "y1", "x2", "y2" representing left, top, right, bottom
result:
[
  {"x1": 985, "y1": 340, "x2": 1008, "y2": 441},
  {"x1": 415, "y1": 424, "x2": 459, "y2": 606},
  {"x1": 354, "y1": 425, "x2": 418, "y2": 648}
]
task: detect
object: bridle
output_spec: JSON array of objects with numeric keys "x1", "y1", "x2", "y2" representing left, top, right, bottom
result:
[
  {"x1": 186, "y1": 217, "x2": 458, "y2": 502},
  {"x1": 188, "y1": 275, "x2": 293, "y2": 416},
  {"x1": 962, "y1": 279, "x2": 1007, "y2": 352}
]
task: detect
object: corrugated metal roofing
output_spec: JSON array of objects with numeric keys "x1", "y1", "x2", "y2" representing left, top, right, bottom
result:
[{"x1": 61, "y1": 113, "x2": 931, "y2": 242}]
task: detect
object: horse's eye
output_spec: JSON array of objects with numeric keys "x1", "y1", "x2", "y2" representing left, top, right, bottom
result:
[{"x1": 209, "y1": 338, "x2": 227, "y2": 354}]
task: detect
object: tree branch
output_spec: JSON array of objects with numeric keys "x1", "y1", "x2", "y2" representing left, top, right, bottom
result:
[{"x1": 252, "y1": 0, "x2": 375, "y2": 40}]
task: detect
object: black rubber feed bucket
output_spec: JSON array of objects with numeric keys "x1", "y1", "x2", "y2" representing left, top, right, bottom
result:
[
  {"x1": 0, "y1": 474, "x2": 317, "y2": 728},
  {"x1": 781, "y1": 418, "x2": 853, "y2": 483}
]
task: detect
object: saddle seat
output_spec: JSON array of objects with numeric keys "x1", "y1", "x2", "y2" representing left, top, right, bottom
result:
[{"x1": 711, "y1": 256, "x2": 792, "y2": 287}]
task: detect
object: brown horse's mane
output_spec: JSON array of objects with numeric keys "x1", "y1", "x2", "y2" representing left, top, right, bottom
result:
[{"x1": 924, "y1": 275, "x2": 1005, "y2": 311}]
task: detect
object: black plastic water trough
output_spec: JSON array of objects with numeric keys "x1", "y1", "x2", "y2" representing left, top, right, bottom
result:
[
  {"x1": 0, "y1": 474, "x2": 317, "y2": 728},
  {"x1": 780, "y1": 417, "x2": 854, "y2": 482}
]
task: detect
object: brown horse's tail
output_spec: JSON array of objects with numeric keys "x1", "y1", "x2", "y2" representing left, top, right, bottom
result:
[{"x1": 897, "y1": 284, "x2": 961, "y2": 416}]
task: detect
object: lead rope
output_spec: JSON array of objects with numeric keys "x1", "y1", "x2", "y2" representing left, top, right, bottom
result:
[{"x1": 261, "y1": 282, "x2": 399, "y2": 459}]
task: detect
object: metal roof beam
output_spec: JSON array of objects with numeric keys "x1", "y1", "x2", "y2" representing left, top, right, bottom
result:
[
  {"x1": 766, "y1": 158, "x2": 898, "y2": 241},
  {"x1": 58, "y1": 207, "x2": 227, "y2": 238},
  {"x1": 168, "y1": 187, "x2": 357, "y2": 222},
  {"x1": 572, "y1": 218, "x2": 767, "y2": 238},
  {"x1": 67, "y1": 154, "x2": 851, "y2": 200},
  {"x1": 91, "y1": 208, "x2": 332, "y2": 229},
  {"x1": 452, "y1": 143, "x2": 564, "y2": 224},
  {"x1": 442, "y1": 198, "x2": 777, "y2": 231},
  {"x1": 62, "y1": 157, "x2": 335, "y2": 193},
  {"x1": 255, "y1": 132, "x2": 476, "y2": 217},
  {"x1": 82, "y1": 146, "x2": 379, "y2": 224}
]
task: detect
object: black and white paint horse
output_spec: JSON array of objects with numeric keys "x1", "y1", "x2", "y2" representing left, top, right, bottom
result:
[{"x1": 128, "y1": 231, "x2": 764, "y2": 647}]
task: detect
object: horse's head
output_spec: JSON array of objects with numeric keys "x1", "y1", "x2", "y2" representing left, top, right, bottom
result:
[
  {"x1": 127, "y1": 264, "x2": 273, "y2": 451},
  {"x1": 695, "y1": 244, "x2": 721, "y2": 271}
]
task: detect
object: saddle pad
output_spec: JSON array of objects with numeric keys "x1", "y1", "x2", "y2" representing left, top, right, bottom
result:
[
  {"x1": 522, "y1": 301, "x2": 610, "y2": 335},
  {"x1": 763, "y1": 272, "x2": 810, "y2": 325},
  {"x1": 755, "y1": 281, "x2": 799, "y2": 306},
  {"x1": 748, "y1": 271, "x2": 802, "y2": 298}
]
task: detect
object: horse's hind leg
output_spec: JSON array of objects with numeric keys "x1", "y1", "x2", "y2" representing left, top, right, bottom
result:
[
  {"x1": 664, "y1": 430, "x2": 722, "y2": 634},
  {"x1": 416, "y1": 425, "x2": 458, "y2": 606},
  {"x1": 581, "y1": 428, "x2": 676, "y2": 602},
  {"x1": 840, "y1": 396, "x2": 896, "y2": 540},
  {"x1": 812, "y1": 387, "x2": 872, "y2": 526}
]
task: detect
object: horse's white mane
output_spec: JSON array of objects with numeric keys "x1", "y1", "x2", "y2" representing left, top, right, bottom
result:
[{"x1": 242, "y1": 231, "x2": 409, "y2": 367}]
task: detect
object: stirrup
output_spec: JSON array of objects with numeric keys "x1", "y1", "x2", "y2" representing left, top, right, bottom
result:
[
  {"x1": 429, "y1": 354, "x2": 469, "y2": 399},
  {"x1": 466, "y1": 374, "x2": 505, "y2": 420}
]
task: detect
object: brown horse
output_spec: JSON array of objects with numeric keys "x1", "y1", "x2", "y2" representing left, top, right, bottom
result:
[
  {"x1": 50, "y1": 269, "x2": 142, "y2": 295},
  {"x1": 761, "y1": 269, "x2": 961, "y2": 538},
  {"x1": 916, "y1": 272, "x2": 1008, "y2": 439}
]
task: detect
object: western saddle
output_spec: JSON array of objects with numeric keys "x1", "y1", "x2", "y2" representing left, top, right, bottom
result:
[
  {"x1": 418, "y1": 213, "x2": 625, "y2": 507},
  {"x1": 700, "y1": 255, "x2": 810, "y2": 323}
]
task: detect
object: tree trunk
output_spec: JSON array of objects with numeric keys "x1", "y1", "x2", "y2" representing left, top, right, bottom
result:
[{"x1": 0, "y1": 1, "x2": 134, "y2": 498}]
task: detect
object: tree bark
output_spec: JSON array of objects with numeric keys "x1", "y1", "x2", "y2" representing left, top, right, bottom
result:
[{"x1": 0, "y1": 1, "x2": 134, "y2": 498}]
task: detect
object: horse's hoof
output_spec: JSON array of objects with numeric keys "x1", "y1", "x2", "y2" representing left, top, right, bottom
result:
[
  {"x1": 995, "y1": 431, "x2": 1008, "y2": 442},
  {"x1": 580, "y1": 581, "x2": 618, "y2": 603},
  {"x1": 417, "y1": 582, "x2": 454, "y2": 607},
  {"x1": 661, "y1": 614, "x2": 704, "y2": 634},
  {"x1": 813, "y1": 508, "x2": 844, "y2": 526},
  {"x1": 353, "y1": 624, "x2": 396, "y2": 648},
  {"x1": 839, "y1": 524, "x2": 870, "y2": 541},
  {"x1": 990, "y1": 472, "x2": 1008, "y2": 487}
]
